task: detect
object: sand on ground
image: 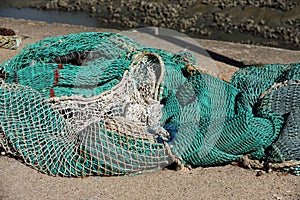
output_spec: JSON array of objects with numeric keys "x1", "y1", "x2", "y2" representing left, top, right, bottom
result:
[{"x1": 0, "y1": 17, "x2": 299, "y2": 200}]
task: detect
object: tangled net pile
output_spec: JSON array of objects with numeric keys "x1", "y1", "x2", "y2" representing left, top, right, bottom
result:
[{"x1": 0, "y1": 32, "x2": 299, "y2": 176}]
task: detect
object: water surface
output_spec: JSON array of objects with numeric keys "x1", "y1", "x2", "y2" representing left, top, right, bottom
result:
[{"x1": 0, "y1": 7, "x2": 101, "y2": 27}]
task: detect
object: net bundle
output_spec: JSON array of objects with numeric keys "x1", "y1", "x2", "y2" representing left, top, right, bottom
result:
[{"x1": 0, "y1": 32, "x2": 299, "y2": 176}]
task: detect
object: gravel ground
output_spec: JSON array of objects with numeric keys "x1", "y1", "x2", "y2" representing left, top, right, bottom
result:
[{"x1": 0, "y1": 17, "x2": 300, "y2": 200}]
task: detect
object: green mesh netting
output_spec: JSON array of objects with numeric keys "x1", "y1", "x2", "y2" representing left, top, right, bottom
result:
[
  {"x1": 259, "y1": 81, "x2": 300, "y2": 162},
  {"x1": 0, "y1": 32, "x2": 299, "y2": 176}
]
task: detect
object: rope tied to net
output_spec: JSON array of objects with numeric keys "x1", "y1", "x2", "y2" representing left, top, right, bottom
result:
[{"x1": 234, "y1": 155, "x2": 300, "y2": 173}]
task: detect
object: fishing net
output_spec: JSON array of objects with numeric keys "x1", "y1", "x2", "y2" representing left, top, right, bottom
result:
[
  {"x1": 259, "y1": 80, "x2": 300, "y2": 162},
  {"x1": 231, "y1": 63, "x2": 300, "y2": 175},
  {"x1": 0, "y1": 32, "x2": 299, "y2": 176}
]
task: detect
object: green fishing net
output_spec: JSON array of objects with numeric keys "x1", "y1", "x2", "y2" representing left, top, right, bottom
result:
[{"x1": 0, "y1": 32, "x2": 299, "y2": 176}]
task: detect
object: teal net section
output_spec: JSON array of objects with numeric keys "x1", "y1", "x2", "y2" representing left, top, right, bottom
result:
[
  {"x1": 0, "y1": 32, "x2": 299, "y2": 176},
  {"x1": 259, "y1": 81, "x2": 300, "y2": 162},
  {"x1": 2, "y1": 32, "x2": 141, "y2": 98},
  {"x1": 231, "y1": 63, "x2": 299, "y2": 162},
  {"x1": 164, "y1": 69, "x2": 285, "y2": 166}
]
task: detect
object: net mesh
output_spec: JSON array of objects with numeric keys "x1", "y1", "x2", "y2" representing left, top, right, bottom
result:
[
  {"x1": 259, "y1": 81, "x2": 300, "y2": 162},
  {"x1": 0, "y1": 32, "x2": 299, "y2": 176},
  {"x1": 0, "y1": 54, "x2": 173, "y2": 176}
]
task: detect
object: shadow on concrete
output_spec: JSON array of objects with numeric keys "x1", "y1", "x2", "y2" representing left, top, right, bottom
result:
[{"x1": 137, "y1": 27, "x2": 246, "y2": 68}]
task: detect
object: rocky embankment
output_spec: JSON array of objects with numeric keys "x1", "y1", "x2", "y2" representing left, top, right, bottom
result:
[{"x1": 3, "y1": 0, "x2": 300, "y2": 49}]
